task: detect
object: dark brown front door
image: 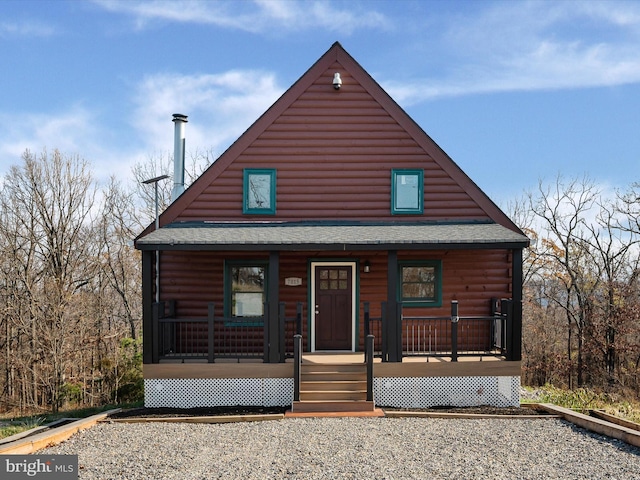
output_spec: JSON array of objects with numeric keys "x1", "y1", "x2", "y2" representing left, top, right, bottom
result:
[{"x1": 315, "y1": 266, "x2": 352, "y2": 350}]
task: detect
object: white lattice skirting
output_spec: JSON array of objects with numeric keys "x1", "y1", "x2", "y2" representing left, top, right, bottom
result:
[
  {"x1": 145, "y1": 376, "x2": 520, "y2": 409},
  {"x1": 144, "y1": 378, "x2": 294, "y2": 408},
  {"x1": 374, "y1": 376, "x2": 520, "y2": 408}
]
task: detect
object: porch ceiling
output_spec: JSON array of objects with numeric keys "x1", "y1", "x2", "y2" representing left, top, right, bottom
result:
[{"x1": 135, "y1": 221, "x2": 529, "y2": 251}]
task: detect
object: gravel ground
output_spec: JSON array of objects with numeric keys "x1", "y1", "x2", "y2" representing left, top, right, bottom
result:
[{"x1": 45, "y1": 417, "x2": 640, "y2": 480}]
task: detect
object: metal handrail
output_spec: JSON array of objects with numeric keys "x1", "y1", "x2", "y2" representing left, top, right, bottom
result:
[
  {"x1": 293, "y1": 334, "x2": 302, "y2": 402},
  {"x1": 366, "y1": 335, "x2": 374, "y2": 402}
]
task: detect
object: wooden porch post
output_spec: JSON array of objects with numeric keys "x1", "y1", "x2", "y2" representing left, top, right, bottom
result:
[
  {"x1": 208, "y1": 303, "x2": 215, "y2": 363},
  {"x1": 267, "y1": 251, "x2": 280, "y2": 363},
  {"x1": 142, "y1": 250, "x2": 154, "y2": 364},
  {"x1": 509, "y1": 248, "x2": 523, "y2": 361},
  {"x1": 278, "y1": 302, "x2": 286, "y2": 363},
  {"x1": 387, "y1": 250, "x2": 401, "y2": 362}
]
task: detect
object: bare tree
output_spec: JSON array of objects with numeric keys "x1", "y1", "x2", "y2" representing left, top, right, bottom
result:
[
  {"x1": 508, "y1": 193, "x2": 573, "y2": 387},
  {"x1": 0, "y1": 149, "x2": 97, "y2": 411},
  {"x1": 98, "y1": 177, "x2": 141, "y2": 340},
  {"x1": 131, "y1": 148, "x2": 214, "y2": 229},
  {"x1": 527, "y1": 175, "x2": 600, "y2": 387},
  {"x1": 521, "y1": 175, "x2": 640, "y2": 394},
  {"x1": 581, "y1": 196, "x2": 639, "y2": 384},
  {"x1": 0, "y1": 145, "x2": 217, "y2": 414}
]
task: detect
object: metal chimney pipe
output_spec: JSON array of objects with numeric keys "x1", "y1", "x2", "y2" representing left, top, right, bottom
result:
[{"x1": 171, "y1": 113, "x2": 188, "y2": 201}]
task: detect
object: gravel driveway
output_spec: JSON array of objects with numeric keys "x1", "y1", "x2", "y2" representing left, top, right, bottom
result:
[{"x1": 45, "y1": 417, "x2": 640, "y2": 479}]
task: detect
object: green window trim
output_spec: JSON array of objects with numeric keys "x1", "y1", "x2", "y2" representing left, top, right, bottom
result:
[
  {"x1": 243, "y1": 169, "x2": 276, "y2": 215},
  {"x1": 397, "y1": 260, "x2": 442, "y2": 307},
  {"x1": 391, "y1": 169, "x2": 424, "y2": 215},
  {"x1": 224, "y1": 260, "x2": 268, "y2": 326}
]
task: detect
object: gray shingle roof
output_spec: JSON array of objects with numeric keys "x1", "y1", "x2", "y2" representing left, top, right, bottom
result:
[{"x1": 135, "y1": 222, "x2": 529, "y2": 251}]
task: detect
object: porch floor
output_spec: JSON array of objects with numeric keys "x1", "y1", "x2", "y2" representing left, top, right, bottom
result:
[
  {"x1": 297, "y1": 353, "x2": 505, "y2": 364},
  {"x1": 156, "y1": 354, "x2": 506, "y2": 364}
]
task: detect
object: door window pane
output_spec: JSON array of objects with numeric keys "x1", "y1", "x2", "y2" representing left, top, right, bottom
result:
[{"x1": 318, "y1": 268, "x2": 349, "y2": 291}]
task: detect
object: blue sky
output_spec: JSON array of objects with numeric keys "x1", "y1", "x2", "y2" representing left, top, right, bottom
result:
[{"x1": 1, "y1": 0, "x2": 639, "y2": 206}]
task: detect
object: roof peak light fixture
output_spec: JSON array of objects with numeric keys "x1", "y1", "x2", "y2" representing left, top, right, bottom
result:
[{"x1": 333, "y1": 72, "x2": 342, "y2": 90}]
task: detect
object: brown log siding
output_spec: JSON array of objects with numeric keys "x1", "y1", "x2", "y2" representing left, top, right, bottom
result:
[
  {"x1": 158, "y1": 248, "x2": 511, "y2": 351},
  {"x1": 175, "y1": 63, "x2": 490, "y2": 223}
]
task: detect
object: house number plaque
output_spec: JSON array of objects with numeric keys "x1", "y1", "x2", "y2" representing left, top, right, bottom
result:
[{"x1": 285, "y1": 277, "x2": 302, "y2": 286}]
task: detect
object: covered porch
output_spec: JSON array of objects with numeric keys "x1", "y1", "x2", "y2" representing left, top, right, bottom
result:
[
  {"x1": 138, "y1": 221, "x2": 527, "y2": 364},
  {"x1": 137, "y1": 221, "x2": 527, "y2": 409}
]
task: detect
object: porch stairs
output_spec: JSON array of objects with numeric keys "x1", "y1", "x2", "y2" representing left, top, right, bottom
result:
[{"x1": 291, "y1": 360, "x2": 375, "y2": 413}]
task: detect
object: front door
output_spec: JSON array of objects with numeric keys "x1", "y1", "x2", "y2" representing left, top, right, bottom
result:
[{"x1": 314, "y1": 265, "x2": 353, "y2": 350}]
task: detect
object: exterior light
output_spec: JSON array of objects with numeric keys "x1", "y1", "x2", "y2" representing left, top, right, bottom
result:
[
  {"x1": 364, "y1": 260, "x2": 371, "y2": 273},
  {"x1": 142, "y1": 174, "x2": 170, "y2": 302},
  {"x1": 333, "y1": 72, "x2": 342, "y2": 90}
]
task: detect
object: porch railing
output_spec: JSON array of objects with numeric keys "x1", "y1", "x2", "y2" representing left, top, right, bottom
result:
[
  {"x1": 152, "y1": 301, "x2": 267, "y2": 362},
  {"x1": 281, "y1": 302, "x2": 304, "y2": 361},
  {"x1": 151, "y1": 299, "x2": 510, "y2": 364},
  {"x1": 402, "y1": 316, "x2": 506, "y2": 359},
  {"x1": 152, "y1": 301, "x2": 303, "y2": 363},
  {"x1": 363, "y1": 302, "x2": 384, "y2": 357},
  {"x1": 364, "y1": 300, "x2": 510, "y2": 362}
]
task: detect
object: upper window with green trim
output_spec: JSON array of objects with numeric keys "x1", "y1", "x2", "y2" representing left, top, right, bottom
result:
[
  {"x1": 391, "y1": 169, "x2": 423, "y2": 214},
  {"x1": 224, "y1": 261, "x2": 268, "y2": 322},
  {"x1": 398, "y1": 260, "x2": 442, "y2": 307},
  {"x1": 243, "y1": 169, "x2": 276, "y2": 215}
]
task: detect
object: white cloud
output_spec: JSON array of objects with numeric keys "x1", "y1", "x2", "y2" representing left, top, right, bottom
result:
[
  {"x1": 92, "y1": 0, "x2": 388, "y2": 33},
  {"x1": 131, "y1": 69, "x2": 284, "y2": 160},
  {"x1": 0, "y1": 107, "x2": 132, "y2": 184},
  {"x1": 576, "y1": 1, "x2": 640, "y2": 27},
  {"x1": 0, "y1": 107, "x2": 97, "y2": 160},
  {"x1": 0, "y1": 70, "x2": 284, "y2": 185},
  {"x1": 0, "y1": 20, "x2": 56, "y2": 37},
  {"x1": 384, "y1": 0, "x2": 640, "y2": 104},
  {"x1": 255, "y1": 0, "x2": 388, "y2": 33}
]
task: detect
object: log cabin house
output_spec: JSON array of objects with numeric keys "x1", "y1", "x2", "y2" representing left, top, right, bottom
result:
[{"x1": 135, "y1": 42, "x2": 529, "y2": 413}]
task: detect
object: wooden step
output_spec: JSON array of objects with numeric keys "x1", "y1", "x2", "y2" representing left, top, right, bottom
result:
[
  {"x1": 291, "y1": 400, "x2": 375, "y2": 413},
  {"x1": 294, "y1": 362, "x2": 371, "y2": 412},
  {"x1": 299, "y1": 390, "x2": 367, "y2": 401},
  {"x1": 299, "y1": 380, "x2": 367, "y2": 392},
  {"x1": 300, "y1": 363, "x2": 366, "y2": 382},
  {"x1": 301, "y1": 372, "x2": 366, "y2": 382},
  {"x1": 300, "y1": 362, "x2": 365, "y2": 372}
]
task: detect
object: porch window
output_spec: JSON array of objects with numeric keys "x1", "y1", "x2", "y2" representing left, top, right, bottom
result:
[
  {"x1": 398, "y1": 260, "x2": 442, "y2": 307},
  {"x1": 391, "y1": 169, "x2": 423, "y2": 215},
  {"x1": 225, "y1": 262, "x2": 267, "y2": 323},
  {"x1": 243, "y1": 169, "x2": 276, "y2": 215}
]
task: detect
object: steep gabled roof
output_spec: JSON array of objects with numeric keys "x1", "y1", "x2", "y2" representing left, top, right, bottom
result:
[{"x1": 137, "y1": 42, "x2": 525, "y2": 243}]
